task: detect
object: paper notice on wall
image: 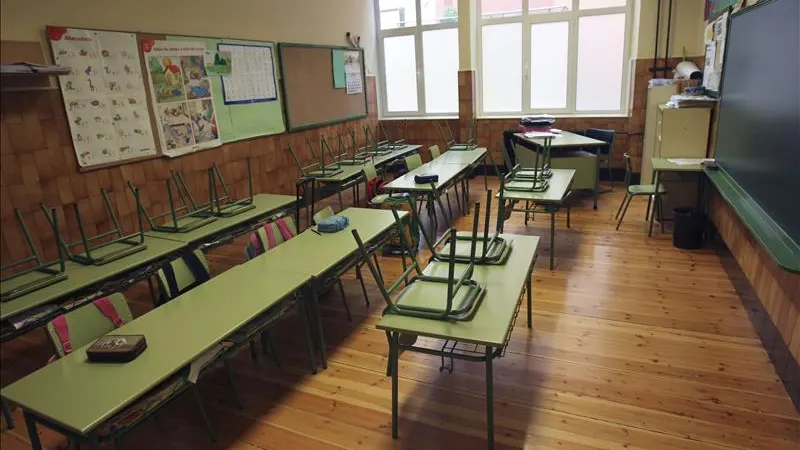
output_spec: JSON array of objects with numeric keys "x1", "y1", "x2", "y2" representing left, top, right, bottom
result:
[
  {"x1": 345, "y1": 72, "x2": 363, "y2": 94},
  {"x1": 218, "y1": 43, "x2": 277, "y2": 104},
  {"x1": 343, "y1": 50, "x2": 363, "y2": 94},
  {"x1": 703, "y1": 41, "x2": 717, "y2": 89},
  {"x1": 48, "y1": 27, "x2": 156, "y2": 168},
  {"x1": 143, "y1": 40, "x2": 221, "y2": 157}
]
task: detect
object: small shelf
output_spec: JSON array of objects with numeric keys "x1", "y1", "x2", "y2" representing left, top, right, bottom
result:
[{"x1": 1, "y1": 64, "x2": 70, "y2": 76}]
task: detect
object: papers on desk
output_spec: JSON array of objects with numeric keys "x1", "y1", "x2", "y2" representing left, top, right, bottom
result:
[
  {"x1": 667, "y1": 158, "x2": 715, "y2": 165},
  {"x1": 523, "y1": 131, "x2": 560, "y2": 139}
]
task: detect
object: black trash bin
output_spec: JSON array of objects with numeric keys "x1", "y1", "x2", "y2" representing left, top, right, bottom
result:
[{"x1": 672, "y1": 207, "x2": 705, "y2": 250}]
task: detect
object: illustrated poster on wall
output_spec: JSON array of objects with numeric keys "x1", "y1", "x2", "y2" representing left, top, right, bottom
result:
[
  {"x1": 48, "y1": 27, "x2": 156, "y2": 168},
  {"x1": 143, "y1": 40, "x2": 222, "y2": 157},
  {"x1": 217, "y1": 43, "x2": 277, "y2": 104},
  {"x1": 343, "y1": 50, "x2": 363, "y2": 95}
]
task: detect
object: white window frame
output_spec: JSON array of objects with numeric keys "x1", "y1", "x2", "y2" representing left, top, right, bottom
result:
[
  {"x1": 477, "y1": 0, "x2": 633, "y2": 117},
  {"x1": 375, "y1": 1, "x2": 460, "y2": 118}
]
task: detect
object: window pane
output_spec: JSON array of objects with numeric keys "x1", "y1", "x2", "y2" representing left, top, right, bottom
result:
[
  {"x1": 423, "y1": 29, "x2": 459, "y2": 113},
  {"x1": 531, "y1": 22, "x2": 568, "y2": 109},
  {"x1": 421, "y1": 0, "x2": 458, "y2": 25},
  {"x1": 576, "y1": 13, "x2": 626, "y2": 111},
  {"x1": 481, "y1": 23, "x2": 522, "y2": 112},
  {"x1": 481, "y1": 0, "x2": 522, "y2": 18},
  {"x1": 383, "y1": 35, "x2": 419, "y2": 112},
  {"x1": 379, "y1": 0, "x2": 417, "y2": 30},
  {"x1": 529, "y1": 0, "x2": 571, "y2": 14},
  {"x1": 580, "y1": 0, "x2": 627, "y2": 9}
]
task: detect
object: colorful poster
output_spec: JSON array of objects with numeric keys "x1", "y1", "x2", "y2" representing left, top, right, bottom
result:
[
  {"x1": 204, "y1": 50, "x2": 232, "y2": 75},
  {"x1": 218, "y1": 43, "x2": 277, "y2": 104},
  {"x1": 143, "y1": 40, "x2": 221, "y2": 157},
  {"x1": 48, "y1": 27, "x2": 156, "y2": 168}
]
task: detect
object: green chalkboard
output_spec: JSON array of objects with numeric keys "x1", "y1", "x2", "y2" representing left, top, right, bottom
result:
[{"x1": 168, "y1": 35, "x2": 285, "y2": 142}]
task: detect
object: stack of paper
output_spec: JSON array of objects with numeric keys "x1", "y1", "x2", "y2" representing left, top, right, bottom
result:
[{"x1": 665, "y1": 94, "x2": 717, "y2": 108}]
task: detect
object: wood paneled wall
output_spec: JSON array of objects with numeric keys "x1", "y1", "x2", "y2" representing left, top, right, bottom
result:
[
  {"x1": 384, "y1": 57, "x2": 703, "y2": 173},
  {"x1": 708, "y1": 189, "x2": 800, "y2": 363},
  {"x1": 0, "y1": 76, "x2": 378, "y2": 264}
]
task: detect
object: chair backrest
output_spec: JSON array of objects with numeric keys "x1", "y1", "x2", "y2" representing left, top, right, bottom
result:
[
  {"x1": 429, "y1": 145, "x2": 441, "y2": 159},
  {"x1": 313, "y1": 206, "x2": 335, "y2": 225},
  {"x1": 363, "y1": 162, "x2": 378, "y2": 182},
  {"x1": 157, "y1": 250, "x2": 211, "y2": 301},
  {"x1": 622, "y1": 152, "x2": 633, "y2": 187},
  {"x1": 245, "y1": 216, "x2": 298, "y2": 260},
  {"x1": 46, "y1": 293, "x2": 133, "y2": 358},
  {"x1": 405, "y1": 154, "x2": 423, "y2": 171},
  {"x1": 585, "y1": 128, "x2": 615, "y2": 155}
]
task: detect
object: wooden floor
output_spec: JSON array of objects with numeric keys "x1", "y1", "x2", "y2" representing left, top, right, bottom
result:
[{"x1": 2, "y1": 178, "x2": 798, "y2": 449}]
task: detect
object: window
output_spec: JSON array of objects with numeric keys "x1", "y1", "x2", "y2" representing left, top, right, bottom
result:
[
  {"x1": 478, "y1": 0, "x2": 632, "y2": 115},
  {"x1": 377, "y1": 0, "x2": 459, "y2": 116}
]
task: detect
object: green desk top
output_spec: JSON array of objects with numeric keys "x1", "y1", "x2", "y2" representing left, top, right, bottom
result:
[
  {"x1": 0, "y1": 237, "x2": 186, "y2": 321},
  {"x1": 497, "y1": 169, "x2": 575, "y2": 203},
  {"x1": 515, "y1": 131, "x2": 606, "y2": 148},
  {"x1": 377, "y1": 234, "x2": 540, "y2": 347},
  {"x1": 2, "y1": 267, "x2": 310, "y2": 435},
  {"x1": 243, "y1": 208, "x2": 406, "y2": 278},
  {"x1": 316, "y1": 145, "x2": 423, "y2": 184},
  {"x1": 371, "y1": 144, "x2": 421, "y2": 167},
  {"x1": 383, "y1": 159, "x2": 474, "y2": 193},
  {"x1": 705, "y1": 168, "x2": 800, "y2": 273},
  {"x1": 437, "y1": 147, "x2": 487, "y2": 165},
  {"x1": 145, "y1": 193, "x2": 296, "y2": 245},
  {"x1": 651, "y1": 157, "x2": 705, "y2": 173}
]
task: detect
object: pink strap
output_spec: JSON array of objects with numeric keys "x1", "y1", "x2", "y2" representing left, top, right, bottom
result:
[
  {"x1": 250, "y1": 232, "x2": 262, "y2": 253},
  {"x1": 263, "y1": 223, "x2": 277, "y2": 249},
  {"x1": 276, "y1": 218, "x2": 295, "y2": 241},
  {"x1": 94, "y1": 297, "x2": 125, "y2": 328},
  {"x1": 52, "y1": 315, "x2": 72, "y2": 354}
]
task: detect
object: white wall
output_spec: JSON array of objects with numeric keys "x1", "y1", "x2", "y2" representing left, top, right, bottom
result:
[{"x1": 0, "y1": 0, "x2": 378, "y2": 73}]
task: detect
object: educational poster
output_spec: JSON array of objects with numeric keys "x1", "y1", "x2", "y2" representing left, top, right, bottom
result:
[
  {"x1": 217, "y1": 43, "x2": 277, "y2": 104},
  {"x1": 48, "y1": 27, "x2": 156, "y2": 168},
  {"x1": 703, "y1": 10, "x2": 729, "y2": 93},
  {"x1": 343, "y1": 50, "x2": 363, "y2": 95},
  {"x1": 143, "y1": 40, "x2": 221, "y2": 157},
  {"x1": 204, "y1": 50, "x2": 232, "y2": 75}
]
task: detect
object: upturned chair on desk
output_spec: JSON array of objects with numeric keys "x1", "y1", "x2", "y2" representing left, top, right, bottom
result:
[{"x1": 616, "y1": 153, "x2": 667, "y2": 232}]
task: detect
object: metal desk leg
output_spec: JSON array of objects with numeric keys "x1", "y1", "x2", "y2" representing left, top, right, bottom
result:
[
  {"x1": 390, "y1": 332, "x2": 399, "y2": 439},
  {"x1": 307, "y1": 285, "x2": 328, "y2": 370},
  {"x1": 88, "y1": 431, "x2": 101, "y2": 450},
  {"x1": 297, "y1": 297, "x2": 318, "y2": 375},
  {"x1": 549, "y1": 209, "x2": 556, "y2": 270},
  {"x1": 484, "y1": 167, "x2": 488, "y2": 191},
  {"x1": 310, "y1": 180, "x2": 317, "y2": 228},
  {"x1": 485, "y1": 346, "x2": 495, "y2": 450},
  {"x1": 24, "y1": 411, "x2": 43, "y2": 450},
  {"x1": 527, "y1": 271, "x2": 533, "y2": 328},
  {"x1": 337, "y1": 186, "x2": 345, "y2": 212},
  {"x1": 2, "y1": 399, "x2": 14, "y2": 429},
  {"x1": 593, "y1": 155, "x2": 599, "y2": 210},
  {"x1": 648, "y1": 171, "x2": 661, "y2": 237}
]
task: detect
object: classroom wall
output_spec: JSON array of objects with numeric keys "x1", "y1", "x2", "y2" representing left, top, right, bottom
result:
[
  {"x1": 636, "y1": 0, "x2": 706, "y2": 59},
  {"x1": 0, "y1": 0, "x2": 379, "y2": 263},
  {"x1": 0, "y1": 0, "x2": 378, "y2": 73}
]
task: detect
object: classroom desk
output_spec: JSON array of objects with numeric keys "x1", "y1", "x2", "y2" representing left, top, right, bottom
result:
[
  {"x1": 496, "y1": 169, "x2": 575, "y2": 269},
  {"x1": 2, "y1": 263, "x2": 313, "y2": 450},
  {"x1": 382, "y1": 148, "x2": 487, "y2": 232},
  {"x1": 0, "y1": 237, "x2": 187, "y2": 343},
  {"x1": 648, "y1": 158, "x2": 705, "y2": 237},
  {"x1": 243, "y1": 207, "x2": 408, "y2": 368},
  {"x1": 377, "y1": 233, "x2": 539, "y2": 450},
  {"x1": 146, "y1": 193, "x2": 297, "y2": 249},
  {"x1": 301, "y1": 145, "x2": 423, "y2": 220},
  {"x1": 514, "y1": 131, "x2": 605, "y2": 209}
]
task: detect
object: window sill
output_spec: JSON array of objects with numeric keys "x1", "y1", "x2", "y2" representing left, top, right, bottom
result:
[
  {"x1": 477, "y1": 113, "x2": 631, "y2": 119},
  {"x1": 379, "y1": 115, "x2": 459, "y2": 121}
]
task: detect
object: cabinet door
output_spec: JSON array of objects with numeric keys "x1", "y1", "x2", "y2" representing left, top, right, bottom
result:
[{"x1": 659, "y1": 108, "x2": 711, "y2": 158}]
